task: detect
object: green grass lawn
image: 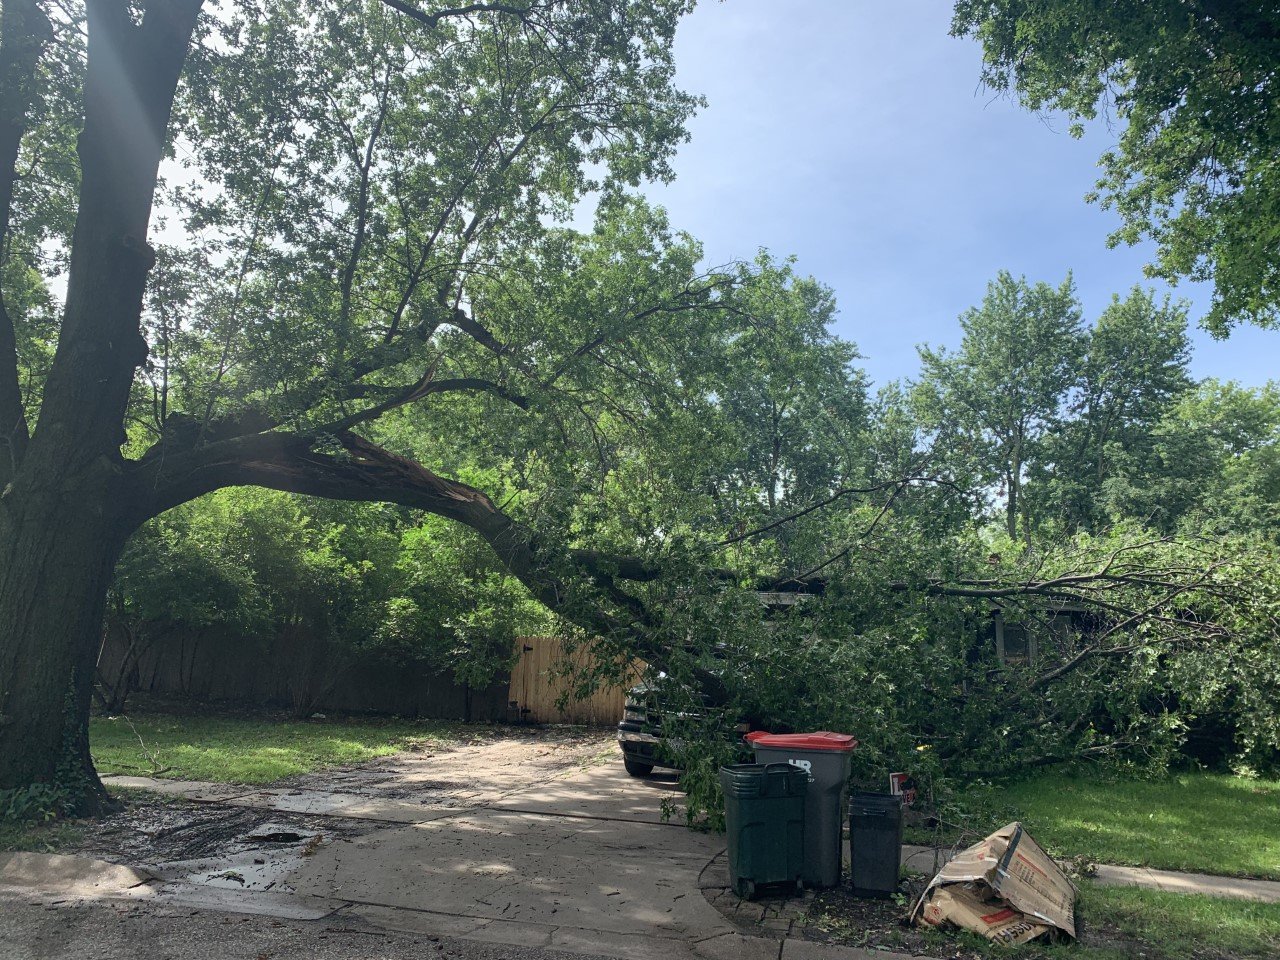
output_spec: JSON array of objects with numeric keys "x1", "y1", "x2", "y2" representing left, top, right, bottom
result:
[
  {"x1": 924, "y1": 883, "x2": 1280, "y2": 960},
  {"x1": 1078, "y1": 882, "x2": 1280, "y2": 959},
  {"x1": 90, "y1": 711, "x2": 459, "y2": 784},
  {"x1": 914, "y1": 769, "x2": 1280, "y2": 880}
]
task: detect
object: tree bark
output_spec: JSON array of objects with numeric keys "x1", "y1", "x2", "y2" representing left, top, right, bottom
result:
[
  {"x1": 0, "y1": 0, "x2": 201, "y2": 809},
  {"x1": 0, "y1": 476, "x2": 130, "y2": 810},
  {"x1": 1006, "y1": 467, "x2": 1018, "y2": 540},
  {"x1": 0, "y1": 0, "x2": 53, "y2": 484}
]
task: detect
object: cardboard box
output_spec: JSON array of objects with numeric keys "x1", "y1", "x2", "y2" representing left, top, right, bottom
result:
[
  {"x1": 911, "y1": 822, "x2": 1075, "y2": 943},
  {"x1": 919, "y1": 885, "x2": 1054, "y2": 945}
]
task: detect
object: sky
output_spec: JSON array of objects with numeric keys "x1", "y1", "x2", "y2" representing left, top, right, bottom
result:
[{"x1": 625, "y1": 1, "x2": 1278, "y2": 391}]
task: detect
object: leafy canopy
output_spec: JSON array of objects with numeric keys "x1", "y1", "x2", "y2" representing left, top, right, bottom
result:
[{"x1": 952, "y1": 1, "x2": 1280, "y2": 333}]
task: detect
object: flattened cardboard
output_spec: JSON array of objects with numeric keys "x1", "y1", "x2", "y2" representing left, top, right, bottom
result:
[
  {"x1": 920, "y1": 885, "x2": 1053, "y2": 946},
  {"x1": 911, "y1": 821, "x2": 1076, "y2": 942}
]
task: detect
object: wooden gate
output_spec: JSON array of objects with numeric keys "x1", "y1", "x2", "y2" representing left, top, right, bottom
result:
[{"x1": 506, "y1": 636, "x2": 640, "y2": 726}]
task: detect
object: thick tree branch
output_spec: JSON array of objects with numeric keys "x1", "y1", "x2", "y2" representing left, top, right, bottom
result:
[
  {"x1": 132, "y1": 429, "x2": 656, "y2": 641},
  {"x1": 0, "y1": 0, "x2": 52, "y2": 482},
  {"x1": 378, "y1": 1, "x2": 535, "y2": 29},
  {"x1": 317, "y1": 372, "x2": 529, "y2": 435},
  {"x1": 1027, "y1": 566, "x2": 1232, "y2": 691},
  {"x1": 445, "y1": 307, "x2": 511, "y2": 357}
]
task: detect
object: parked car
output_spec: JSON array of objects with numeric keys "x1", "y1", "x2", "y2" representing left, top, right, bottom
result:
[
  {"x1": 617, "y1": 680, "x2": 668, "y2": 776},
  {"x1": 617, "y1": 591, "x2": 815, "y2": 776},
  {"x1": 616, "y1": 672, "x2": 750, "y2": 777}
]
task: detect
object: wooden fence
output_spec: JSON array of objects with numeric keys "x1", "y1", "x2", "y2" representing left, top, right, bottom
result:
[{"x1": 506, "y1": 636, "x2": 642, "y2": 726}]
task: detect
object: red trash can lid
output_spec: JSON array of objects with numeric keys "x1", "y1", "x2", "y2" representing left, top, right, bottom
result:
[{"x1": 745, "y1": 731, "x2": 857, "y2": 752}]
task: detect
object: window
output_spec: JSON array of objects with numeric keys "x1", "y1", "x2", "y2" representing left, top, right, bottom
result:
[{"x1": 994, "y1": 611, "x2": 1036, "y2": 666}]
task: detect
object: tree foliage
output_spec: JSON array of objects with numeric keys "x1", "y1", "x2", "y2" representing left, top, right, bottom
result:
[
  {"x1": 1036, "y1": 287, "x2": 1194, "y2": 532},
  {"x1": 0, "y1": 0, "x2": 1277, "y2": 821},
  {"x1": 952, "y1": 1, "x2": 1280, "y2": 333},
  {"x1": 915, "y1": 271, "x2": 1084, "y2": 540},
  {"x1": 103, "y1": 488, "x2": 545, "y2": 715},
  {"x1": 0, "y1": 0, "x2": 734, "y2": 806}
]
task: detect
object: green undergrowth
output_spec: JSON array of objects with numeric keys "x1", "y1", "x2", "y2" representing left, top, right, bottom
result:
[
  {"x1": 907, "y1": 768, "x2": 1280, "y2": 880},
  {"x1": 90, "y1": 710, "x2": 461, "y2": 785}
]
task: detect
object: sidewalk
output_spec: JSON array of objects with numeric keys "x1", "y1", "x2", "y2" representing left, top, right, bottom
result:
[{"x1": 901, "y1": 843, "x2": 1280, "y2": 903}]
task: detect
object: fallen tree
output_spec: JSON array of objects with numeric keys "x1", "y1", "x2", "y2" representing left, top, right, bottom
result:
[
  {"x1": 0, "y1": 0, "x2": 735, "y2": 811},
  {"x1": 4, "y1": 0, "x2": 1270, "y2": 819}
]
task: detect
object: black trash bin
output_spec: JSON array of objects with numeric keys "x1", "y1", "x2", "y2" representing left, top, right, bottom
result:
[
  {"x1": 848, "y1": 791, "x2": 903, "y2": 898},
  {"x1": 720, "y1": 763, "x2": 807, "y2": 899}
]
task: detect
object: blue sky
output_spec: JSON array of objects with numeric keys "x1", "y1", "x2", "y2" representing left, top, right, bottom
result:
[{"x1": 635, "y1": 2, "x2": 1277, "y2": 391}]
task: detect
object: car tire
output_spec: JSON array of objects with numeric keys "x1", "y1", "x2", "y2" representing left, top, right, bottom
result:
[{"x1": 623, "y1": 757, "x2": 654, "y2": 777}]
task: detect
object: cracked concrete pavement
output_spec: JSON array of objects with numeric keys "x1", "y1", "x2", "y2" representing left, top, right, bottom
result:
[{"x1": 3, "y1": 728, "x2": 889, "y2": 960}]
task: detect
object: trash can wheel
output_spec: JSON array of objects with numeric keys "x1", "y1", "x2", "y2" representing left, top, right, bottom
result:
[
  {"x1": 736, "y1": 878, "x2": 755, "y2": 899},
  {"x1": 794, "y1": 878, "x2": 804, "y2": 895}
]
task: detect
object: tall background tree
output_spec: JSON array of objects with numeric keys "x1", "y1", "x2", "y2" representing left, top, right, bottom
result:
[
  {"x1": 1035, "y1": 287, "x2": 1193, "y2": 532},
  {"x1": 914, "y1": 271, "x2": 1083, "y2": 541}
]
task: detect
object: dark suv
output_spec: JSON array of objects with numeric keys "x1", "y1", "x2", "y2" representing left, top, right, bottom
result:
[
  {"x1": 616, "y1": 674, "x2": 750, "y2": 777},
  {"x1": 616, "y1": 680, "x2": 668, "y2": 776}
]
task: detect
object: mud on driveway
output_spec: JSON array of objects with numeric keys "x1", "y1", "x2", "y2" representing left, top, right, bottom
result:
[
  {"x1": 76, "y1": 725, "x2": 617, "y2": 891},
  {"x1": 15, "y1": 725, "x2": 746, "y2": 960}
]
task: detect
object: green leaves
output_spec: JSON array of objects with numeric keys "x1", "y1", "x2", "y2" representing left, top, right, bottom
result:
[
  {"x1": 915, "y1": 270, "x2": 1084, "y2": 539},
  {"x1": 1035, "y1": 286, "x2": 1194, "y2": 532},
  {"x1": 111, "y1": 486, "x2": 545, "y2": 703},
  {"x1": 151, "y1": 0, "x2": 702, "y2": 436},
  {"x1": 381, "y1": 510, "x2": 548, "y2": 687},
  {"x1": 952, "y1": 1, "x2": 1280, "y2": 332}
]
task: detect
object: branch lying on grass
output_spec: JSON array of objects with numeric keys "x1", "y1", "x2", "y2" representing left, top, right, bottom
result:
[
  {"x1": 119, "y1": 714, "x2": 170, "y2": 777},
  {"x1": 104, "y1": 761, "x2": 173, "y2": 776}
]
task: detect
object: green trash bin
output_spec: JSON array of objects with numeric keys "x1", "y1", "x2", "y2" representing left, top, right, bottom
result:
[{"x1": 719, "y1": 762, "x2": 807, "y2": 899}]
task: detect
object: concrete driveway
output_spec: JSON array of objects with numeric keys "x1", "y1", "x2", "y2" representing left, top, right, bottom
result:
[
  {"x1": 276, "y1": 760, "x2": 737, "y2": 959},
  {"x1": 4, "y1": 729, "x2": 799, "y2": 960}
]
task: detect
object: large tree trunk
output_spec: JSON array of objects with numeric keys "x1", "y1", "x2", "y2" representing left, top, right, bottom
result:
[
  {"x1": 0, "y1": 0, "x2": 201, "y2": 810},
  {"x1": 0, "y1": 475, "x2": 131, "y2": 811}
]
